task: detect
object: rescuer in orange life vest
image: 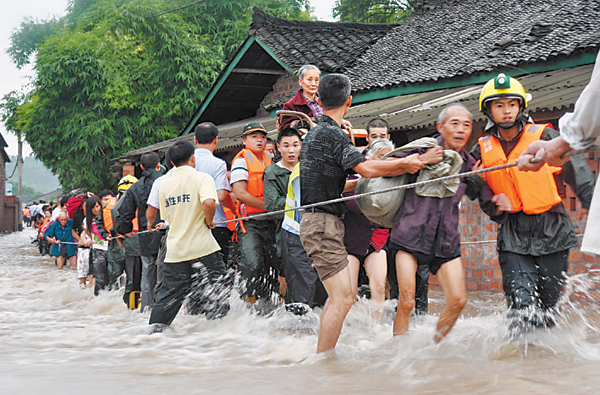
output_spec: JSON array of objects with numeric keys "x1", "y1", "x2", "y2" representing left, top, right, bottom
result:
[
  {"x1": 95, "y1": 189, "x2": 127, "y2": 292},
  {"x1": 467, "y1": 74, "x2": 595, "y2": 331},
  {"x1": 230, "y1": 123, "x2": 280, "y2": 311}
]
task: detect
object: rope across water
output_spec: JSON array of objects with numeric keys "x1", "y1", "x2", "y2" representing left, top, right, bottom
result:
[{"x1": 214, "y1": 145, "x2": 598, "y2": 226}]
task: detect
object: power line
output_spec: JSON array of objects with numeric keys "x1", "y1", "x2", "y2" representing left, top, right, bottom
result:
[{"x1": 145, "y1": 0, "x2": 207, "y2": 19}]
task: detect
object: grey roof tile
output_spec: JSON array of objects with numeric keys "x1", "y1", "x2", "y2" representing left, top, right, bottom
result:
[
  {"x1": 347, "y1": 0, "x2": 600, "y2": 93},
  {"x1": 250, "y1": 8, "x2": 398, "y2": 74}
]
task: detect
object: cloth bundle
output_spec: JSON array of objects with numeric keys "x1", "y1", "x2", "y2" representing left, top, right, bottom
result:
[{"x1": 355, "y1": 137, "x2": 463, "y2": 228}]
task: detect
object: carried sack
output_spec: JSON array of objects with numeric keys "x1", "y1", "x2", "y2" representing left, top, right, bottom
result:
[{"x1": 355, "y1": 138, "x2": 463, "y2": 228}]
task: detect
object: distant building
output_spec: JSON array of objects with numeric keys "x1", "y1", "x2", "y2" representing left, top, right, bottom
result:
[{"x1": 0, "y1": 133, "x2": 19, "y2": 232}]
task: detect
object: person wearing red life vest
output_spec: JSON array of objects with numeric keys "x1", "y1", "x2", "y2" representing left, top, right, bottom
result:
[
  {"x1": 468, "y1": 74, "x2": 595, "y2": 331},
  {"x1": 230, "y1": 123, "x2": 280, "y2": 310}
]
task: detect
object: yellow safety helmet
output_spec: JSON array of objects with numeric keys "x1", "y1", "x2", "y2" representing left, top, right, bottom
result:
[
  {"x1": 118, "y1": 174, "x2": 138, "y2": 192},
  {"x1": 479, "y1": 73, "x2": 527, "y2": 111}
]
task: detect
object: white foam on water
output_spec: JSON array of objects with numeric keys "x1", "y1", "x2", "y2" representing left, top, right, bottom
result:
[{"x1": 3, "y1": 229, "x2": 600, "y2": 394}]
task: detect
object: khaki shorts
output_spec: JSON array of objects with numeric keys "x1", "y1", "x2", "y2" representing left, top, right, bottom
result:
[{"x1": 299, "y1": 212, "x2": 348, "y2": 281}]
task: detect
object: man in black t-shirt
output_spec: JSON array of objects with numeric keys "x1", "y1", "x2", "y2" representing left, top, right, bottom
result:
[{"x1": 299, "y1": 73, "x2": 424, "y2": 353}]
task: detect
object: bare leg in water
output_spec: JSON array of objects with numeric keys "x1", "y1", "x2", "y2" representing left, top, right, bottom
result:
[
  {"x1": 317, "y1": 265, "x2": 354, "y2": 353},
  {"x1": 393, "y1": 252, "x2": 467, "y2": 342}
]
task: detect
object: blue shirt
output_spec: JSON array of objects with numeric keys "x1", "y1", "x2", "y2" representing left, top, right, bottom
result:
[
  {"x1": 46, "y1": 219, "x2": 77, "y2": 257},
  {"x1": 194, "y1": 148, "x2": 231, "y2": 227}
]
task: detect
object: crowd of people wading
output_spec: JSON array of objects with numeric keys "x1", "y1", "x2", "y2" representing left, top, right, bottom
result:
[{"x1": 24, "y1": 51, "x2": 600, "y2": 353}]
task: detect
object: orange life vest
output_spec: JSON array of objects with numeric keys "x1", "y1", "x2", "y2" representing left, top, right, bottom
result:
[
  {"x1": 223, "y1": 207, "x2": 237, "y2": 232},
  {"x1": 479, "y1": 123, "x2": 562, "y2": 215},
  {"x1": 133, "y1": 209, "x2": 139, "y2": 233},
  {"x1": 23, "y1": 208, "x2": 31, "y2": 217},
  {"x1": 102, "y1": 197, "x2": 118, "y2": 233},
  {"x1": 38, "y1": 218, "x2": 49, "y2": 233},
  {"x1": 232, "y1": 148, "x2": 272, "y2": 216}
]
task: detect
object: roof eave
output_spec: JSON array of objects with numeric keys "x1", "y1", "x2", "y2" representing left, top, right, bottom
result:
[
  {"x1": 352, "y1": 50, "x2": 598, "y2": 104},
  {"x1": 179, "y1": 35, "x2": 295, "y2": 137}
]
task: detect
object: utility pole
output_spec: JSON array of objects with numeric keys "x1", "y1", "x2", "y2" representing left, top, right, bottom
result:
[{"x1": 17, "y1": 132, "x2": 23, "y2": 213}]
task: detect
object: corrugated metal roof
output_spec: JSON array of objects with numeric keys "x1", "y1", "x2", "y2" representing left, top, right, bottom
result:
[{"x1": 114, "y1": 64, "x2": 594, "y2": 163}]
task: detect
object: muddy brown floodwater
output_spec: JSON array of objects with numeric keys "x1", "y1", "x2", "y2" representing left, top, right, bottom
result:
[{"x1": 2, "y1": 229, "x2": 600, "y2": 394}]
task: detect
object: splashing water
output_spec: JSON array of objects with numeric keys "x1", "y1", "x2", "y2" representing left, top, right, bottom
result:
[{"x1": 2, "y1": 229, "x2": 600, "y2": 394}]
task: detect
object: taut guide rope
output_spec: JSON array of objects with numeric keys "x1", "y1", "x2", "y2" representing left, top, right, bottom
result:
[
  {"x1": 45, "y1": 146, "x2": 596, "y2": 246},
  {"x1": 214, "y1": 145, "x2": 599, "y2": 226}
]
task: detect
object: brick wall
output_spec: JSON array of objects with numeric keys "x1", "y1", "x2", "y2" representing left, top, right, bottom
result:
[
  {"x1": 2, "y1": 195, "x2": 18, "y2": 232},
  {"x1": 429, "y1": 152, "x2": 600, "y2": 304},
  {"x1": 0, "y1": 157, "x2": 5, "y2": 231},
  {"x1": 257, "y1": 75, "x2": 298, "y2": 117},
  {"x1": 122, "y1": 163, "x2": 135, "y2": 177}
]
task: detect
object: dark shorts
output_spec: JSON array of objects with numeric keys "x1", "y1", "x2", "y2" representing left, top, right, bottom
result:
[
  {"x1": 351, "y1": 244, "x2": 386, "y2": 265},
  {"x1": 388, "y1": 242, "x2": 459, "y2": 275},
  {"x1": 58, "y1": 245, "x2": 76, "y2": 259},
  {"x1": 299, "y1": 212, "x2": 348, "y2": 281}
]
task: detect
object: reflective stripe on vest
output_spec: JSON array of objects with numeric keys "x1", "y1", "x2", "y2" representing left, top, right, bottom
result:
[
  {"x1": 232, "y1": 148, "x2": 272, "y2": 215},
  {"x1": 283, "y1": 163, "x2": 302, "y2": 233},
  {"x1": 479, "y1": 123, "x2": 562, "y2": 214}
]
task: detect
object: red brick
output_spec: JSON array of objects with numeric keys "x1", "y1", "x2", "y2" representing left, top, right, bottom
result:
[
  {"x1": 573, "y1": 291, "x2": 588, "y2": 301},
  {"x1": 471, "y1": 227, "x2": 482, "y2": 236},
  {"x1": 478, "y1": 283, "x2": 483, "y2": 291},
  {"x1": 123, "y1": 164, "x2": 135, "y2": 176},
  {"x1": 494, "y1": 269, "x2": 502, "y2": 279},
  {"x1": 587, "y1": 159, "x2": 598, "y2": 173},
  {"x1": 589, "y1": 290, "x2": 600, "y2": 303},
  {"x1": 467, "y1": 281, "x2": 477, "y2": 290},
  {"x1": 467, "y1": 258, "x2": 477, "y2": 269},
  {"x1": 563, "y1": 198, "x2": 576, "y2": 211},
  {"x1": 570, "y1": 250, "x2": 582, "y2": 262},
  {"x1": 583, "y1": 254, "x2": 598, "y2": 263},
  {"x1": 491, "y1": 258, "x2": 499, "y2": 267},
  {"x1": 472, "y1": 249, "x2": 482, "y2": 258},
  {"x1": 473, "y1": 271, "x2": 483, "y2": 280},
  {"x1": 574, "y1": 264, "x2": 588, "y2": 274},
  {"x1": 490, "y1": 280, "x2": 500, "y2": 290}
]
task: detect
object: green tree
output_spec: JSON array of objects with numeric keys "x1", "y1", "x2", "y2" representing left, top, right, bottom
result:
[
  {"x1": 333, "y1": 0, "x2": 415, "y2": 23},
  {"x1": 6, "y1": 0, "x2": 313, "y2": 192},
  {"x1": 6, "y1": 17, "x2": 62, "y2": 69},
  {"x1": 9, "y1": 182, "x2": 42, "y2": 198},
  {"x1": 0, "y1": 90, "x2": 28, "y2": 207},
  {"x1": 165, "y1": 0, "x2": 313, "y2": 60}
]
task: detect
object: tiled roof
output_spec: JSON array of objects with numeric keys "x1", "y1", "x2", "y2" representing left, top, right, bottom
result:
[
  {"x1": 116, "y1": 64, "x2": 594, "y2": 164},
  {"x1": 347, "y1": 0, "x2": 600, "y2": 93},
  {"x1": 345, "y1": 64, "x2": 594, "y2": 134},
  {"x1": 250, "y1": 8, "x2": 398, "y2": 74}
]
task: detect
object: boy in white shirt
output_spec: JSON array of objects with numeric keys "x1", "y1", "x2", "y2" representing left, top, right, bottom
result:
[{"x1": 149, "y1": 140, "x2": 231, "y2": 332}]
